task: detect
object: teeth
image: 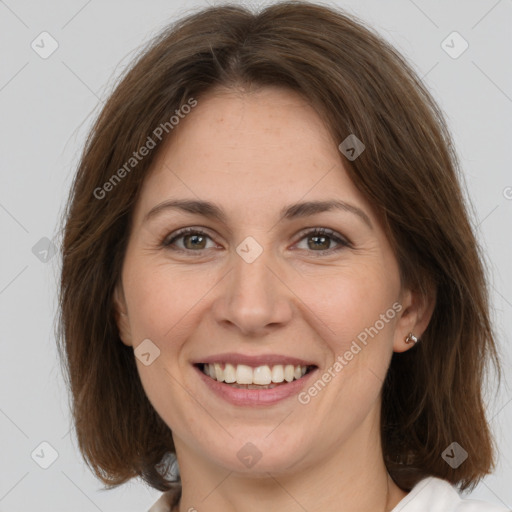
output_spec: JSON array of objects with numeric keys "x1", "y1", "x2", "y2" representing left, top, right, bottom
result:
[
  {"x1": 284, "y1": 364, "x2": 295, "y2": 382},
  {"x1": 214, "y1": 363, "x2": 224, "y2": 382},
  {"x1": 201, "y1": 363, "x2": 311, "y2": 385},
  {"x1": 271, "y1": 364, "x2": 284, "y2": 383},
  {"x1": 253, "y1": 365, "x2": 272, "y2": 385},
  {"x1": 224, "y1": 363, "x2": 236, "y2": 383},
  {"x1": 236, "y1": 364, "x2": 253, "y2": 385}
]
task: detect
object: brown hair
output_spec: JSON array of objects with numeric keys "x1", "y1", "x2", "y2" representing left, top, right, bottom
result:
[{"x1": 57, "y1": 0, "x2": 502, "y2": 494}]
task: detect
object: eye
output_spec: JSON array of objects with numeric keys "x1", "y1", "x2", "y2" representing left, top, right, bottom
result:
[
  {"x1": 294, "y1": 227, "x2": 350, "y2": 255},
  {"x1": 161, "y1": 226, "x2": 350, "y2": 256},
  {"x1": 161, "y1": 227, "x2": 217, "y2": 253}
]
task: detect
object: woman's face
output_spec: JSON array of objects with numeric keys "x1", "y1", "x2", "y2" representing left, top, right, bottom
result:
[{"x1": 114, "y1": 86, "x2": 422, "y2": 476}]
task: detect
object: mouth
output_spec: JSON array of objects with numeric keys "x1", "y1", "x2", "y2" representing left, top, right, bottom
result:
[{"x1": 194, "y1": 362, "x2": 318, "y2": 389}]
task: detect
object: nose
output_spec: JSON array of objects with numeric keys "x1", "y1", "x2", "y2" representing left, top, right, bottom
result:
[{"x1": 211, "y1": 242, "x2": 294, "y2": 337}]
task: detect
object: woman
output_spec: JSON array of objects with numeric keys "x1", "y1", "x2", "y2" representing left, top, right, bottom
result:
[{"x1": 57, "y1": 2, "x2": 508, "y2": 511}]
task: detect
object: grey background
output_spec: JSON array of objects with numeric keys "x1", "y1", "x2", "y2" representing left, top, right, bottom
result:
[{"x1": 0, "y1": 0, "x2": 511, "y2": 510}]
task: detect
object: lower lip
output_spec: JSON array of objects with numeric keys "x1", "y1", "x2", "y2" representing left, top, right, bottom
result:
[{"x1": 194, "y1": 365, "x2": 318, "y2": 406}]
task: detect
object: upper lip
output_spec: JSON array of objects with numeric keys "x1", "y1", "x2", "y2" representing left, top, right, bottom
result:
[{"x1": 193, "y1": 353, "x2": 318, "y2": 368}]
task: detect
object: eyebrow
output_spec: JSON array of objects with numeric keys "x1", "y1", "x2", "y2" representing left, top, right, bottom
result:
[{"x1": 144, "y1": 198, "x2": 372, "y2": 229}]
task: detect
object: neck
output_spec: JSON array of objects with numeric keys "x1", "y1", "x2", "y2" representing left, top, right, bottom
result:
[{"x1": 172, "y1": 411, "x2": 408, "y2": 512}]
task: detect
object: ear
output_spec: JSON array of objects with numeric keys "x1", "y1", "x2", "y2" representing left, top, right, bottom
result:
[
  {"x1": 393, "y1": 282, "x2": 436, "y2": 353},
  {"x1": 112, "y1": 282, "x2": 133, "y2": 347}
]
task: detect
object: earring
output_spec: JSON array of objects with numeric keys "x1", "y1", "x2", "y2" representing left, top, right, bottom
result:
[{"x1": 405, "y1": 332, "x2": 419, "y2": 344}]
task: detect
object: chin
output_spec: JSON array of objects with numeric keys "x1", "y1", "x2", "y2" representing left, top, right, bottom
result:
[{"x1": 203, "y1": 431, "x2": 309, "y2": 475}]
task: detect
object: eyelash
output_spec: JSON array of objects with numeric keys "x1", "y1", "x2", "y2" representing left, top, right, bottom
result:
[{"x1": 161, "y1": 227, "x2": 350, "y2": 256}]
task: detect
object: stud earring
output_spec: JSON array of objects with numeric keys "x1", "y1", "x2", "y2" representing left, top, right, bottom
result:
[{"x1": 405, "y1": 332, "x2": 419, "y2": 344}]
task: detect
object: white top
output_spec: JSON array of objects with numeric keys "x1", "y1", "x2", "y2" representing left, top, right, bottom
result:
[
  {"x1": 388, "y1": 476, "x2": 509, "y2": 511},
  {"x1": 147, "y1": 476, "x2": 510, "y2": 512}
]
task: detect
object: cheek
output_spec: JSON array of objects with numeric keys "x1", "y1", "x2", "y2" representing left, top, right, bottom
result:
[
  {"x1": 122, "y1": 264, "x2": 205, "y2": 423},
  {"x1": 296, "y1": 262, "x2": 400, "y2": 347},
  {"x1": 295, "y1": 262, "x2": 400, "y2": 411},
  {"x1": 124, "y1": 262, "x2": 217, "y2": 342}
]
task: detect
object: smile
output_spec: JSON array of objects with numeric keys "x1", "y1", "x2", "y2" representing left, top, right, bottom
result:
[
  {"x1": 193, "y1": 361, "x2": 319, "y2": 406},
  {"x1": 198, "y1": 362, "x2": 315, "y2": 388}
]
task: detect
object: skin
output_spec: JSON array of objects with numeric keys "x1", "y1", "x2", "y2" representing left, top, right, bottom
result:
[{"x1": 114, "y1": 86, "x2": 435, "y2": 512}]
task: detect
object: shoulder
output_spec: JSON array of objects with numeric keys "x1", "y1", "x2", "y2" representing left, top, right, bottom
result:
[{"x1": 392, "y1": 476, "x2": 510, "y2": 512}]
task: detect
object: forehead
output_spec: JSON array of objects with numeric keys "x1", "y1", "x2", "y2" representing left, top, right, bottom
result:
[{"x1": 133, "y1": 86, "x2": 369, "y2": 223}]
